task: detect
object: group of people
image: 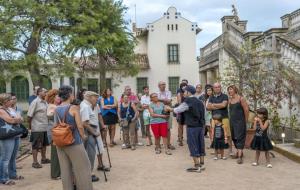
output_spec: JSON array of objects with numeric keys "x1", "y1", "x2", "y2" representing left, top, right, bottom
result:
[{"x1": 0, "y1": 79, "x2": 274, "y2": 189}]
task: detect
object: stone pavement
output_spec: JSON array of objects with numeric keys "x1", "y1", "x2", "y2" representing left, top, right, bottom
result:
[{"x1": 3, "y1": 126, "x2": 300, "y2": 190}]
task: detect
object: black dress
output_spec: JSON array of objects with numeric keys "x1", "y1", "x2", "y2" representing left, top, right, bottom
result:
[
  {"x1": 211, "y1": 124, "x2": 229, "y2": 149},
  {"x1": 229, "y1": 101, "x2": 247, "y2": 149},
  {"x1": 251, "y1": 123, "x2": 273, "y2": 151}
]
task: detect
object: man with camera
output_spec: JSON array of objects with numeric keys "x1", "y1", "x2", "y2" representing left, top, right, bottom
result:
[{"x1": 80, "y1": 91, "x2": 105, "y2": 182}]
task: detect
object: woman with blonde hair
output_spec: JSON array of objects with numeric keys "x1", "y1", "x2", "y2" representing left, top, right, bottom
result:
[
  {"x1": 227, "y1": 85, "x2": 249, "y2": 164},
  {"x1": 45, "y1": 89, "x2": 61, "y2": 180},
  {"x1": 0, "y1": 93, "x2": 23, "y2": 185}
]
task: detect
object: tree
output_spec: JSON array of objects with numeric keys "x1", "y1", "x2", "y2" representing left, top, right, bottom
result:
[
  {"x1": 64, "y1": 0, "x2": 138, "y2": 93},
  {"x1": 0, "y1": 0, "x2": 78, "y2": 86},
  {"x1": 223, "y1": 40, "x2": 297, "y2": 112}
]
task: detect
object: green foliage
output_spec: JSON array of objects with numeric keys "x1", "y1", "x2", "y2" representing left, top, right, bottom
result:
[{"x1": 64, "y1": 0, "x2": 137, "y2": 92}]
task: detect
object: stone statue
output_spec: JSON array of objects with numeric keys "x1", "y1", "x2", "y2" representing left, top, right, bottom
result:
[{"x1": 232, "y1": 5, "x2": 238, "y2": 17}]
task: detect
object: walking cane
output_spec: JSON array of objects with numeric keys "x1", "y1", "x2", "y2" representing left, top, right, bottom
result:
[
  {"x1": 103, "y1": 137, "x2": 112, "y2": 168},
  {"x1": 94, "y1": 137, "x2": 107, "y2": 182}
]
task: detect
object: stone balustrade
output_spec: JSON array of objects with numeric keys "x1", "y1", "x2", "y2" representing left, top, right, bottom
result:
[{"x1": 279, "y1": 40, "x2": 300, "y2": 73}]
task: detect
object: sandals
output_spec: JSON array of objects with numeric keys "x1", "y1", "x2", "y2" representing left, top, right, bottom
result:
[
  {"x1": 155, "y1": 148, "x2": 161, "y2": 154},
  {"x1": 167, "y1": 144, "x2": 176, "y2": 150},
  {"x1": 10, "y1": 175, "x2": 24, "y2": 180},
  {"x1": 97, "y1": 165, "x2": 110, "y2": 172},
  {"x1": 237, "y1": 158, "x2": 243, "y2": 164},
  {"x1": 2, "y1": 180, "x2": 15, "y2": 185},
  {"x1": 41, "y1": 159, "x2": 51, "y2": 164},
  {"x1": 32, "y1": 162, "x2": 43, "y2": 169}
]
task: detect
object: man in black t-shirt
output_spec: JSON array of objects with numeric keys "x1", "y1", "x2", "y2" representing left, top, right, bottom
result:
[{"x1": 206, "y1": 83, "x2": 233, "y2": 155}]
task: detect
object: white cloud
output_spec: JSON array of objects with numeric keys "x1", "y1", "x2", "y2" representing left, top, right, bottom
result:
[{"x1": 199, "y1": 21, "x2": 222, "y2": 35}]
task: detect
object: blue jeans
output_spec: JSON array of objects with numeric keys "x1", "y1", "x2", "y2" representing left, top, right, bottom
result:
[{"x1": 0, "y1": 137, "x2": 20, "y2": 183}]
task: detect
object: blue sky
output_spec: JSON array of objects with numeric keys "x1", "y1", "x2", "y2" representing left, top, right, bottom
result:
[{"x1": 123, "y1": 0, "x2": 300, "y2": 54}]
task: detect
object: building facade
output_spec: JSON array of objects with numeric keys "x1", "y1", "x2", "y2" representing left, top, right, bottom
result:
[{"x1": 199, "y1": 8, "x2": 300, "y2": 119}]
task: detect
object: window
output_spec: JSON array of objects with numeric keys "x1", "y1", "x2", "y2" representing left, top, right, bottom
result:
[
  {"x1": 168, "y1": 44, "x2": 179, "y2": 63},
  {"x1": 0, "y1": 79, "x2": 6, "y2": 93},
  {"x1": 87, "y1": 79, "x2": 98, "y2": 93},
  {"x1": 69, "y1": 77, "x2": 75, "y2": 88},
  {"x1": 60, "y1": 77, "x2": 64, "y2": 86},
  {"x1": 175, "y1": 24, "x2": 178, "y2": 30},
  {"x1": 168, "y1": 77, "x2": 179, "y2": 96},
  {"x1": 41, "y1": 76, "x2": 52, "y2": 90},
  {"x1": 136, "y1": 77, "x2": 148, "y2": 94},
  {"x1": 106, "y1": 78, "x2": 112, "y2": 90},
  {"x1": 167, "y1": 24, "x2": 169, "y2": 30},
  {"x1": 171, "y1": 24, "x2": 174, "y2": 30},
  {"x1": 11, "y1": 76, "x2": 29, "y2": 101},
  {"x1": 77, "y1": 78, "x2": 83, "y2": 92}
]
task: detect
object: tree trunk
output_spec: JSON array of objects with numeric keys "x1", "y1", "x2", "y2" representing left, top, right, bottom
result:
[
  {"x1": 25, "y1": 24, "x2": 43, "y2": 87},
  {"x1": 98, "y1": 55, "x2": 106, "y2": 94}
]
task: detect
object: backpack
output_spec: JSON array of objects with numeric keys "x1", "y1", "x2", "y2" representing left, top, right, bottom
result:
[{"x1": 52, "y1": 106, "x2": 75, "y2": 147}]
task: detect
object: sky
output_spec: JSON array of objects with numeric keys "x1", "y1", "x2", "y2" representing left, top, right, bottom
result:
[{"x1": 123, "y1": 0, "x2": 300, "y2": 54}]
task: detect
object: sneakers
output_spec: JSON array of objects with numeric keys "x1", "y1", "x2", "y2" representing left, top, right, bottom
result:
[
  {"x1": 168, "y1": 144, "x2": 176, "y2": 150},
  {"x1": 266, "y1": 164, "x2": 273, "y2": 168},
  {"x1": 121, "y1": 144, "x2": 127, "y2": 149},
  {"x1": 213, "y1": 157, "x2": 218, "y2": 160},
  {"x1": 131, "y1": 146, "x2": 136, "y2": 151},
  {"x1": 221, "y1": 157, "x2": 227, "y2": 160},
  {"x1": 186, "y1": 166, "x2": 201, "y2": 173},
  {"x1": 252, "y1": 162, "x2": 258, "y2": 166},
  {"x1": 137, "y1": 142, "x2": 144, "y2": 146}
]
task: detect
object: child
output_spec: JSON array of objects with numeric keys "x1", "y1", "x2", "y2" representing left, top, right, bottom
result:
[
  {"x1": 211, "y1": 114, "x2": 229, "y2": 160},
  {"x1": 251, "y1": 107, "x2": 273, "y2": 168}
]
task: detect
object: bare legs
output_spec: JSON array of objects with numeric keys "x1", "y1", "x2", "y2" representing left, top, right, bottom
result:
[
  {"x1": 178, "y1": 124, "x2": 184, "y2": 146},
  {"x1": 145, "y1": 125, "x2": 152, "y2": 145},
  {"x1": 102, "y1": 125, "x2": 116, "y2": 146},
  {"x1": 254, "y1": 150, "x2": 270, "y2": 165}
]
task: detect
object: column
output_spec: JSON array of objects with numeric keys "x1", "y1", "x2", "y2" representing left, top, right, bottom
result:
[
  {"x1": 207, "y1": 70, "x2": 213, "y2": 85},
  {"x1": 200, "y1": 71, "x2": 207, "y2": 86}
]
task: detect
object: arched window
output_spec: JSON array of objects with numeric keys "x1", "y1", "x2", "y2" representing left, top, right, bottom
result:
[
  {"x1": 0, "y1": 79, "x2": 6, "y2": 93},
  {"x1": 11, "y1": 76, "x2": 29, "y2": 101},
  {"x1": 41, "y1": 76, "x2": 52, "y2": 90}
]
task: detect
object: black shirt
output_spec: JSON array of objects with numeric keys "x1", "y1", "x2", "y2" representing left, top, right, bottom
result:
[
  {"x1": 208, "y1": 93, "x2": 229, "y2": 118},
  {"x1": 183, "y1": 97, "x2": 205, "y2": 128}
]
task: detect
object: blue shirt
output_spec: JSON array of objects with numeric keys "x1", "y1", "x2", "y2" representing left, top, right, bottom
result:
[{"x1": 28, "y1": 95, "x2": 37, "y2": 105}]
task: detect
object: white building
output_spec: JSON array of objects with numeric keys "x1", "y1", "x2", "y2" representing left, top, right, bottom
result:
[
  {"x1": 0, "y1": 6, "x2": 201, "y2": 110},
  {"x1": 108, "y1": 6, "x2": 201, "y2": 96}
]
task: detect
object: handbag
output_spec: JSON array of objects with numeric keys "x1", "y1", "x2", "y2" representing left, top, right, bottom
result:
[
  {"x1": 52, "y1": 106, "x2": 75, "y2": 147},
  {"x1": 0, "y1": 109, "x2": 24, "y2": 140},
  {"x1": 20, "y1": 124, "x2": 29, "y2": 138}
]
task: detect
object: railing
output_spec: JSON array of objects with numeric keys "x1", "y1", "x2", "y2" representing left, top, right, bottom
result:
[
  {"x1": 201, "y1": 35, "x2": 222, "y2": 57},
  {"x1": 277, "y1": 36, "x2": 300, "y2": 73},
  {"x1": 290, "y1": 9, "x2": 300, "y2": 30},
  {"x1": 269, "y1": 125, "x2": 300, "y2": 143}
]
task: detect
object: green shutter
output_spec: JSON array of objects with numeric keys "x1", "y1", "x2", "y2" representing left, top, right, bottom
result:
[
  {"x1": 136, "y1": 78, "x2": 148, "y2": 94},
  {"x1": 11, "y1": 76, "x2": 29, "y2": 101},
  {"x1": 168, "y1": 77, "x2": 180, "y2": 96}
]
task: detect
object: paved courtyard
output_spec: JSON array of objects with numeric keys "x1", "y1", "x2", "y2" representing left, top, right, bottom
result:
[{"x1": 3, "y1": 126, "x2": 300, "y2": 190}]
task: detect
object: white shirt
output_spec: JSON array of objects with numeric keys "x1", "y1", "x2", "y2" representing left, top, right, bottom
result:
[
  {"x1": 80, "y1": 100, "x2": 99, "y2": 127},
  {"x1": 141, "y1": 94, "x2": 151, "y2": 117},
  {"x1": 157, "y1": 90, "x2": 172, "y2": 101}
]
